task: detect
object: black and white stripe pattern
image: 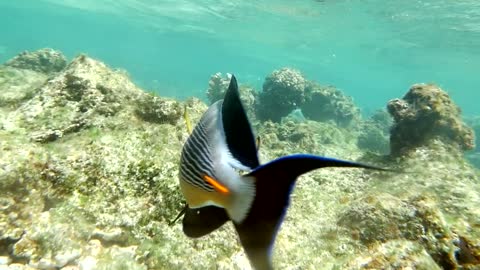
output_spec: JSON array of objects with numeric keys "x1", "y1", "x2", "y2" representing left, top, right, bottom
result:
[{"x1": 179, "y1": 103, "x2": 220, "y2": 192}]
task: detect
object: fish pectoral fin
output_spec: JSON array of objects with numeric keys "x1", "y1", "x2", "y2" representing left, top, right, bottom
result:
[
  {"x1": 182, "y1": 205, "x2": 230, "y2": 238},
  {"x1": 169, "y1": 203, "x2": 188, "y2": 226}
]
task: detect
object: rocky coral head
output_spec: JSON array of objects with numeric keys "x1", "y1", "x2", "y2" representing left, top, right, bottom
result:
[
  {"x1": 387, "y1": 83, "x2": 475, "y2": 155},
  {"x1": 301, "y1": 81, "x2": 360, "y2": 127},
  {"x1": 256, "y1": 67, "x2": 306, "y2": 122},
  {"x1": 206, "y1": 72, "x2": 232, "y2": 104},
  {"x1": 4, "y1": 48, "x2": 67, "y2": 75}
]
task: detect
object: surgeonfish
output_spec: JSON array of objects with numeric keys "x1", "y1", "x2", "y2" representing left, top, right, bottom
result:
[{"x1": 178, "y1": 75, "x2": 390, "y2": 270}]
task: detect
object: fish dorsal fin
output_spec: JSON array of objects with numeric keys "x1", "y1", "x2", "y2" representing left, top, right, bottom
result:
[{"x1": 221, "y1": 75, "x2": 260, "y2": 170}]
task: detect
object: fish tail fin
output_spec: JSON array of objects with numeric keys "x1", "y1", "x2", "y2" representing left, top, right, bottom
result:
[
  {"x1": 235, "y1": 154, "x2": 389, "y2": 270},
  {"x1": 227, "y1": 174, "x2": 256, "y2": 224}
]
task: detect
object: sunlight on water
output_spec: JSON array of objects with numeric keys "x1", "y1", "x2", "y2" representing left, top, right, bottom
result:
[{"x1": 1, "y1": 0, "x2": 479, "y2": 114}]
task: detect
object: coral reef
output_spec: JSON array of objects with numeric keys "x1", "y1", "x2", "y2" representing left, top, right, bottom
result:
[
  {"x1": 301, "y1": 81, "x2": 360, "y2": 127},
  {"x1": 387, "y1": 83, "x2": 475, "y2": 156},
  {"x1": 0, "y1": 50, "x2": 479, "y2": 270},
  {"x1": 256, "y1": 68, "x2": 306, "y2": 122},
  {"x1": 4, "y1": 48, "x2": 67, "y2": 75},
  {"x1": 254, "y1": 69, "x2": 359, "y2": 126},
  {"x1": 206, "y1": 72, "x2": 232, "y2": 104}
]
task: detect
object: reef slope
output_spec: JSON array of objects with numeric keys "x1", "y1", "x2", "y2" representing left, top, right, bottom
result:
[{"x1": 0, "y1": 50, "x2": 479, "y2": 270}]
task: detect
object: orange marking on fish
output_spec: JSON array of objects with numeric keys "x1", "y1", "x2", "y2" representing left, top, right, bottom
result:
[{"x1": 203, "y1": 175, "x2": 230, "y2": 194}]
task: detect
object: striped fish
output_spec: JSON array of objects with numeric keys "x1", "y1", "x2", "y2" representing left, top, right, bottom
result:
[
  {"x1": 178, "y1": 75, "x2": 391, "y2": 270},
  {"x1": 179, "y1": 75, "x2": 257, "y2": 223}
]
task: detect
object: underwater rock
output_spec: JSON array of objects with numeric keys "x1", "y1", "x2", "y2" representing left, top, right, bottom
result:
[
  {"x1": 256, "y1": 67, "x2": 306, "y2": 122},
  {"x1": 338, "y1": 193, "x2": 424, "y2": 245},
  {"x1": 255, "y1": 119, "x2": 360, "y2": 162},
  {"x1": 0, "y1": 67, "x2": 48, "y2": 108},
  {"x1": 4, "y1": 49, "x2": 67, "y2": 75},
  {"x1": 339, "y1": 193, "x2": 465, "y2": 268},
  {"x1": 387, "y1": 83, "x2": 475, "y2": 156},
  {"x1": 13, "y1": 54, "x2": 142, "y2": 142},
  {"x1": 134, "y1": 93, "x2": 182, "y2": 125},
  {"x1": 345, "y1": 240, "x2": 441, "y2": 269},
  {"x1": 301, "y1": 81, "x2": 360, "y2": 127},
  {"x1": 357, "y1": 110, "x2": 392, "y2": 154},
  {"x1": 206, "y1": 72, "x2": 232, "y2": 104}
]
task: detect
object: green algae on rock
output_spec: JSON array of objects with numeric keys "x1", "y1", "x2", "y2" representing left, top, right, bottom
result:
[{"x1": 388, "y1": 83, "x2": 475, "y2": 156}]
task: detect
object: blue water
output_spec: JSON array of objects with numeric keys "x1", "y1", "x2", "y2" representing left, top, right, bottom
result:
[{"x1": 1, "y1": 0, "x2": 479, "y2": 115}]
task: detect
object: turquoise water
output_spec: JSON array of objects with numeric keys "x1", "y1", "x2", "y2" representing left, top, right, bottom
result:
[{"x1": 1, "y1": 0, "x2": 479, "y2": 115}]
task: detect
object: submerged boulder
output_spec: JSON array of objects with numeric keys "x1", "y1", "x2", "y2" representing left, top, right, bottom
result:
[
  {"x1": 387, "y1": 83, "x2": 475, "y2": 155},
  {"x1": 14, "y1": 54, "x2": 142, "y2": 142},
  {"x1": 256, "y1": 68, "x2": 306, "y2": 122},
  {"x1": 301, "y1": 81, "x2": 360, "y2": 127},
  {"x1": 4, "y1": 48, "x2": 67, "y2": 75},
  {"x1": 135, "y1": 94, "x2": 183, "y2": 125}
]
